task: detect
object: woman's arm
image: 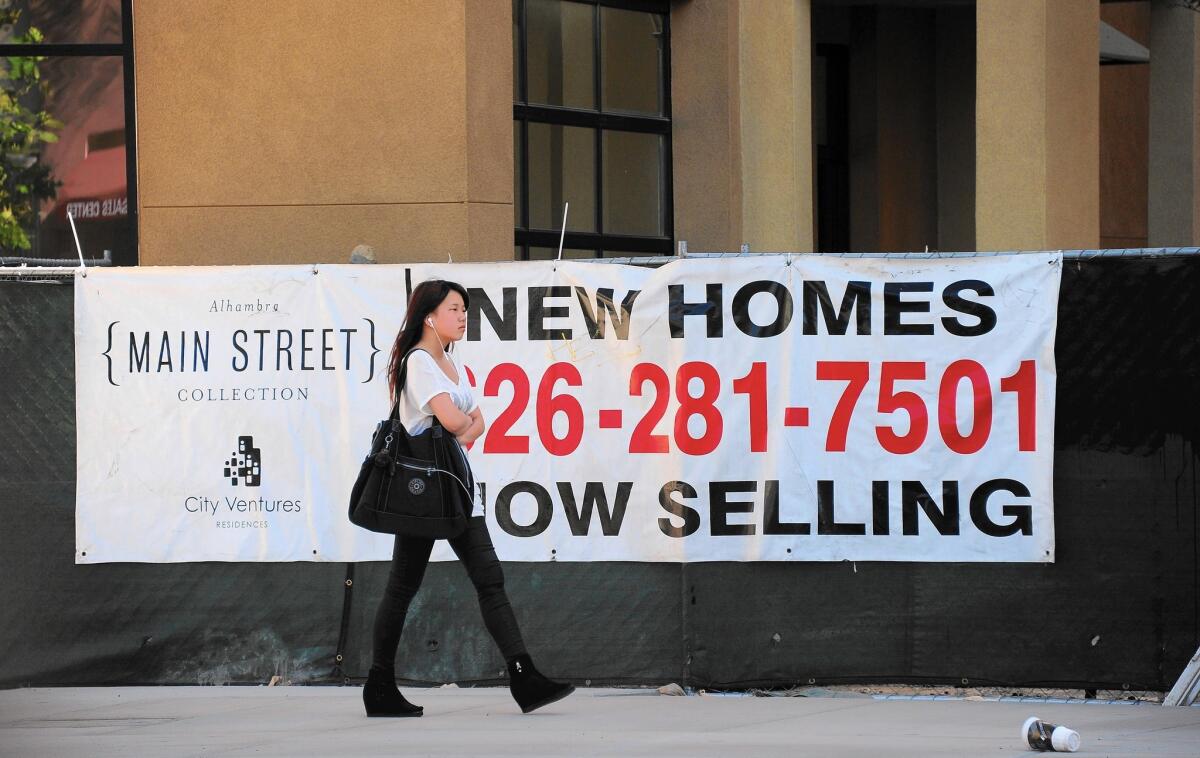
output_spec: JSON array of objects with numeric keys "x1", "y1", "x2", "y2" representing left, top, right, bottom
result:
[
  {"x1": 427, "y1": 393, "x2": 473, "y2": 436},
  {"x1": 456, "y1": 408, "x2": 486, "y2": 446}
]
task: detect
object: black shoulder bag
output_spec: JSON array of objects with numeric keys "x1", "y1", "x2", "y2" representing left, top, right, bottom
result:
[{"x1": 348, "y1": 350, "x2": 472, "y2": 539}]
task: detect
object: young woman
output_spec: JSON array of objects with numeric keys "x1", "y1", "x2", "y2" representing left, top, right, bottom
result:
[{"x1": 363, "y1": 278, "x2": 574, "y2": 717}]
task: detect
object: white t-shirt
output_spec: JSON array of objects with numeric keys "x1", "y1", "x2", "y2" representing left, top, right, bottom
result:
[
  {"x1": 398, "y1": 348, "x2": 482, "y2": 516},
  {"x1": 398, "y1": 348, "x2": 478, "y2": 435}
]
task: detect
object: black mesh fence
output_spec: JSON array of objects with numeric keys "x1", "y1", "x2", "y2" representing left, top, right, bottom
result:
[{"x1": 0, "y1": 253, "x2": 1196, "y2": 690}]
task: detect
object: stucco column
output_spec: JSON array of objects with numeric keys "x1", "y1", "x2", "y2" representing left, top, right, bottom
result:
[
  {"x1": 672, "y1": 0, "x2": 814, "y2": 253},
  {"x1": 975, "y1": 0, "x2": 1099, "y2": 251},
  {"x1": 134, "y1": 0, "x2": 512, "y2": 265},
  {"x1": 1148, "y1": 0, "x2": 1200, "y2": 247}
]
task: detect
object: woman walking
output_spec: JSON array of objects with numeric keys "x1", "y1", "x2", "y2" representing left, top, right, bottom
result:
[{"x1": 363, "y1": 279, "x2": 575, "y2": 717}]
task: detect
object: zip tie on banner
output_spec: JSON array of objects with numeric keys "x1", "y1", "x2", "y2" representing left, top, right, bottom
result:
[
  {"x1": 67, "y1": 211, "x2": 86, "y2": 277},
  {"x1": 312, "y1": 264, "x2": 319, "y2": 275}
]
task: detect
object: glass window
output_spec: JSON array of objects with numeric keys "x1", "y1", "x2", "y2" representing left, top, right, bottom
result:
[
  {"x1": 526, "y1": 0, "x2": 594, "y2": 110},
  {"x1": 1, "y1": 0, "x2": 123, "y2": 45},
  {"x1": 34, "y1": 56, "x2": 131, "y2": 260},
  {"x1": 527, "y1": 122, "x2": 595, "y2": 232},
  {"x1": 601, "y1": 7, "x2": 664, "y2": 116},
  {"x1": 603, "y1": 130, "x2": 664, "y2": 236},
  {"x1": 0, "y1": 0, "x2": 136, "y2": 264},
  {"x1": 513, "y1": 0, "x2": 671, "y2": 260}
]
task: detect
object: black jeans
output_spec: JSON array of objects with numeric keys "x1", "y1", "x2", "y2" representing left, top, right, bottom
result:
[{"x1": 370, "y1": 516, "x2": 527, "y2": 676}]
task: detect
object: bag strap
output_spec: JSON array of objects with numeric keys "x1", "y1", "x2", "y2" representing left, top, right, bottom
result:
[
  {"x1": 388, "y1": 349, "x2": 417, "y2": 421},
  {"x1": 389, "y1": 348, "x2": 446, "y2": 436}
]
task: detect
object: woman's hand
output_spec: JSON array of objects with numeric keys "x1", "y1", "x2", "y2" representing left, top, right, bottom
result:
[{"x1": 456, "y1": 409, "x2": 485, "y2": 446}]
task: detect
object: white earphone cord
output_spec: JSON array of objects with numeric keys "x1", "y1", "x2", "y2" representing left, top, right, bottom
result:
[{"x1": 427, "y1": 317, "x2": 445, "y2": 352}]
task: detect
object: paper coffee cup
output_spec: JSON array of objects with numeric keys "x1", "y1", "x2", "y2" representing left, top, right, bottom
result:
[{"x1": 1022, "y1": 716, "x2": 1080, "y2": 752}]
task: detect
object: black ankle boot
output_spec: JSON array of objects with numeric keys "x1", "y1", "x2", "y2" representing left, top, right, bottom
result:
[
  {"x1": 506, "y1": 654, "x2": 575, "y2": 714},
  {"x1": 363, "y1": 667, "x2": 423, "y2": 717}
]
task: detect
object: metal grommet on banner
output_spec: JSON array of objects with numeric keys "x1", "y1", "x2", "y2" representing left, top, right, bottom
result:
[
  {"x1": 344, "y1": 578, "x2": 353, "y2": 587},
  {"x1": 335, "y1": 653, "x2": 343, "y2": 663}
]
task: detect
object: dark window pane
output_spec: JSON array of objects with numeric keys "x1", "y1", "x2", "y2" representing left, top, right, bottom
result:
[
  {"x1": 526, "y1": 0, "x2": 594, "y2": 110},
  {"x1": 601, "y1": 7, "x2": 664, "y2": 116},
  {"x1": 603, "y1": 130, "x2": 664, "y2": 236},
  {"x1": 15, "y1": 55, "x2": 130, "y2": 260},
  {"x1": 514, "y1": 121, "x2": 523, "y2": 227},
  {"x1": 529, "y1": 246, "x2": 595, "y2": 260},
  {"x1": 3, "y1": 0, "x2": 123, "y2": 45},
  {"x1": 528, "y1": 122, "x2": 595, "y2": 232},
  {"x1": 515, "y1": 245, "x2": 523, "y2": 259}
]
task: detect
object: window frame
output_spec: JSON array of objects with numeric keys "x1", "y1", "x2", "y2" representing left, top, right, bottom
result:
[
  {"x1": 514, "y1": 0, "x2": 673, "y2": 259},
  {"x1": 0, "y1": 0, "x2": 138, "y2": 265}
]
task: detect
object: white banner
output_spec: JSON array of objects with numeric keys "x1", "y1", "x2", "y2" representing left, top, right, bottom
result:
[{"x1": 75, "y1": 254, "x2": 1060, "y2": 563}]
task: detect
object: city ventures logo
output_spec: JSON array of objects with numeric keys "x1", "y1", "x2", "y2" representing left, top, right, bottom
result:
[
  {"x1": 184, "y1": 433, "x2": 303, "y2": 527},
  {"x1": 225, "y1": 435, "x2": 261, "y2": 486}
]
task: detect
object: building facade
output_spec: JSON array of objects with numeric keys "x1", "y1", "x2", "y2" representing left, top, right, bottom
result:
[{"x1": 3, "y1": 0, "x2": 1198, "y2": 266}]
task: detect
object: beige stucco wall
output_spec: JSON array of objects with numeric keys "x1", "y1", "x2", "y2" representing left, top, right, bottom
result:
[
  {"x1": 133, "y1": 0, "x2": 512, "y2": 265},
  {"x1": 976, "y1": 0, "x2": 1099, "y2": 251},
  {"x1": 737, "y1": 0, "x2": 814, "y2": 252},
  {"x1": 671, "y1": 0, "x2": 814, "y2": 253},
  {"x1": 668, "y1": 0, "x2": 741, "y2": 251}
]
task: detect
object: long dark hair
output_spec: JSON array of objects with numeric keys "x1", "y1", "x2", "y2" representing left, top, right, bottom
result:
[{"x1": 386, "y1": 279, "x2": 470, "y2": 406}]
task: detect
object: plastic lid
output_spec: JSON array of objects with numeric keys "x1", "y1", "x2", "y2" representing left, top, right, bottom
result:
[{"x1": 1051, "y1": 726, "x2": 1081, "y2": 752}]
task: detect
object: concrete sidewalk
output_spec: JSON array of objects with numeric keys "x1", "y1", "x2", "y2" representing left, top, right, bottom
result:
[{"x1": 2, "y1": 686, "x2": 1198, "y2": 757}]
